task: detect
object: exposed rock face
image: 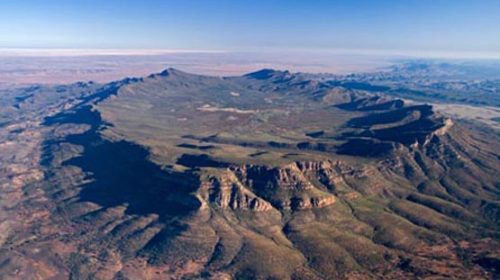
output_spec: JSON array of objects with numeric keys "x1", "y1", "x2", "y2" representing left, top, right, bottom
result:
[
  {"x1": 197, "y1": 161, "x2": 340, "y2": 211},
  {"x1": 231, "y1": 162, "x2": 337, "y2": 210},
  {"x1": 334, "y1": 100, "x2": 463, "y2": 163},
  {"x1": 200, "y1": 171, "x2": 273, "y2": 211}
]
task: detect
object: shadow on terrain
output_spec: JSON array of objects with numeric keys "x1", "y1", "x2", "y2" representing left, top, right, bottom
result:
[
  {"x1": 177, "y1": 154, "x2": 230, "y2": 169},
  {"x1": 177, "y1": 143, "x2": 216, "y2": 150},
  {"x1": 42, "y1": 98, "x2": 201, "y2": 222},
  {"x1": 335, "y1": 102, "x2": 445, "y2": 156}
]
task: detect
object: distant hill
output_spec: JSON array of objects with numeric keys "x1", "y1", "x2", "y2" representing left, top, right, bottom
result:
[{"x1": 326, "y1": 60, "x2": 500, "y2": 107}]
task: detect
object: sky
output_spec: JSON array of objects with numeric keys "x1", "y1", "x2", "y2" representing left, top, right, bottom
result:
[{"x1": 0, "y1": 0, "x2": 499, "y2": 57}]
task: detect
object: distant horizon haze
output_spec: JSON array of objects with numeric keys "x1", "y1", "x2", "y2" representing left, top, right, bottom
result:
[
  {"x1": 1, "y1": 47, "x2": 500, "y2": 60},
  {"x1": 0, "y1": 0, "x2": 499, "y2": 58}
]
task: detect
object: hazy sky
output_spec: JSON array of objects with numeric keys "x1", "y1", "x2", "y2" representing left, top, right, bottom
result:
[{"x1": 0, "y1": 0, "x2": 499, "y2": 56}]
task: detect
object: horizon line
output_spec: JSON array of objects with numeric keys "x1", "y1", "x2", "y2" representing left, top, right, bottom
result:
[{"x1": 1, "y1": 47, "x2": 500, "y2": 60}]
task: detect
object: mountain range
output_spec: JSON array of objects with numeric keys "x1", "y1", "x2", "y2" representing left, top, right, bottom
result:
[{"x1": 0, "y1": 68, "x2": 499, "y2": 279}]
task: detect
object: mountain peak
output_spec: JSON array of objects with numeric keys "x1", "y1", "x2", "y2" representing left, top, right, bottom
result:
[
  {"x1": 244, "y1": 68, "x2": 291, "y2": 80},
  {"x1": 160, "y1": 67, "x2": 186, "y2": 76},
  {"x1": 148, "y1": 67, "x2": 190, "y2": 79}
]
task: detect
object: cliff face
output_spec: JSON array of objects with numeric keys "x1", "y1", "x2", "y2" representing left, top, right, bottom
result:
[
  {"x1": 196, "y1": 161, "x2": 340, "y2": 211},
  {"x1": 199, "y1": 170, "x2": 274, "y2": 211}
]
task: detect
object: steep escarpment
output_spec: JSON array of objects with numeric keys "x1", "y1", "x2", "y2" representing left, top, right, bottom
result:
[
  {"x1": 198, "y1": 170, "x2": 274, "y2": 211},
  {"x1": 336, "y1": 99, "x2": 453, "y2": 157},
  {"x1": 230, "y1": 162, "x2": 337, "y2": 210}
]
